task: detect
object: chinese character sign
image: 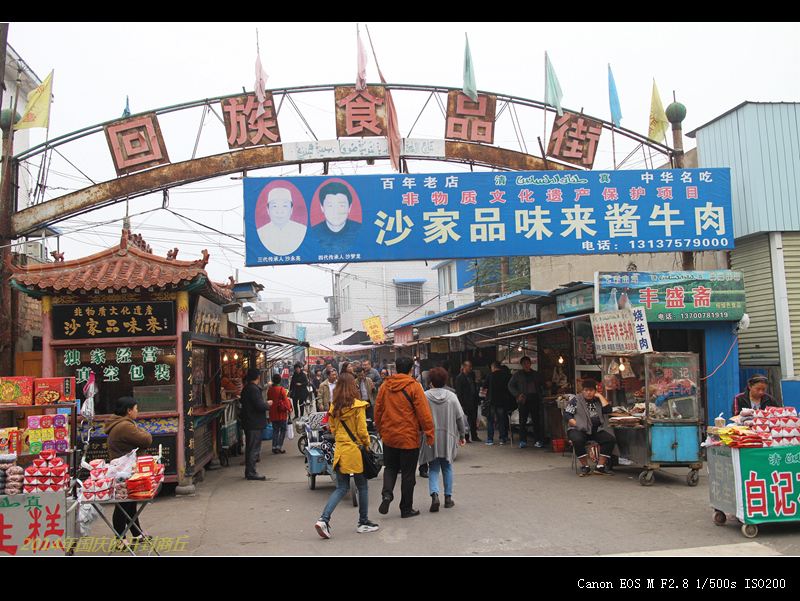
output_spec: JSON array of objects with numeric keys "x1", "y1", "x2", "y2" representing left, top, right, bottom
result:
[
  {"x1": 546, "y1": 111, "x2": 603, "y2": 169},
  {"x1": 0, "y1": 493, "x2": 66, "y2": 556},
  {"x1": 221, "y1": 93, "x2": 281, "y2": 149},
  {"x1": 104, "y1": 113, "x2": 170, "y2": 176},
  {"x1": 243, "y1": 168, "x2": 733, "y2": 267},
  {"x1": 362, "y1": 316, "x2": 386, "y2": 343},
  {"x1": 335, "y1": 86, "x2": 387, "y2": 138},
  {"x1": 445, "y1": 91, "x2": 496, "y2": 144},
  {"x1": 597, "y1": 271, "x2": 745, "y2": 323},
  {"x1": 52, "y1": 302, "x2": 175, "y2": 340},
  {"x1": 590, "y1": 307, "x2": 651, "y2": 355},
  {"x1": 730, "y1": 447, "x2": 800, "y2": 524}
]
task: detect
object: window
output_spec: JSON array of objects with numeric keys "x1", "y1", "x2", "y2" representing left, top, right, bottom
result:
[
  {"x1": 438, "y1": 264, "x2": 454, "y2": 296},
  {"x1": 396, "y1": 282, "x2": 423, "y2": 306},
  {"x1": 342, "y1": 285, "x2": 351, "y2": 312}
]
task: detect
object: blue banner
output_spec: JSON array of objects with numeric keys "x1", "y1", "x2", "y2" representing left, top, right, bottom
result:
[{"x1": 243, "y1": 168, "x2": 733, "y2": 266}]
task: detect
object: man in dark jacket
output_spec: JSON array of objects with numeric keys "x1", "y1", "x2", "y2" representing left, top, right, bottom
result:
[
  {"x1": 289, "y1": 363, "x2": 309, "y2": 418},
  {"x1": 507, "y1": 356, "x2": 545, "y2": 448},
  {"x1": 240, "y1": 368, "x2": 271, "y2": 480},
  {"x1": 485, "y1": 361, "x2": 514, "y2": 445},
  {"x1": 455, "y1": 360, "x2": 480, "y2": 442}
]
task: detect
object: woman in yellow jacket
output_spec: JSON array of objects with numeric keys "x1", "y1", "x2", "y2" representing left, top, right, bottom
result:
[{"x1": 315, "y1": 372, "x2": 379, "y2": 539}]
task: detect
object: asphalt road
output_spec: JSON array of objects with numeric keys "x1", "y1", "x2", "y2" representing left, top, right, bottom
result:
[{"x1": 80, "y1": 435, "x2": 800, "y2": 556}]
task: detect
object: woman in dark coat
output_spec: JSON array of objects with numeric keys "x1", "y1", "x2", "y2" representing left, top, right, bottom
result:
[{"x1": 289, "y1": 363, "x2": 310, "y2": 417}]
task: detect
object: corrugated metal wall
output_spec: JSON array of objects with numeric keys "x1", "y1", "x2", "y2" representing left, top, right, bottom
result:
[
  {"x1": 696, "y1": 103, "x2": 800, "y2": 239},
  {"x1": 730, "y1": 234, "x2": 779, "y2": 365},
  {"x1": 783, "y1": 232, "x2": 800, "y2": 374}
]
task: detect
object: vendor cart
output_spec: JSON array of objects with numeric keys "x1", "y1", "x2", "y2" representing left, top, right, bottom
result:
[
  {"x1": 707, "y1": 444, "x2": 800, "y2": 538},
  {"x1": 605, "y1": 353, "x2": 703, "y2": 486}
]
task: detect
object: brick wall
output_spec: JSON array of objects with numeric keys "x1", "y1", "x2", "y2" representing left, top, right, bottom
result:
[{"x1": 14, "y1": 288, "x2": 42, "y2": 353}]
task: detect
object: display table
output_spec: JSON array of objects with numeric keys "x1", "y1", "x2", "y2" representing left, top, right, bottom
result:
[{"x1": 708, "y1": 444, "x2": 800, "y2": 538}]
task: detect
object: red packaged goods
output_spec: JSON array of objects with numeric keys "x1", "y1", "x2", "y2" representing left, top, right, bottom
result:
[
  {"x1": 39, "y1": 415, "x2": 54, "y2": 429},
  {"x1": 126, "y1": 473, "x2": 154, "y2": 494},
  {"x1": 32, "y1": 458, "x2": 46, "y2": 468},
  {"x1": 27, "y1": 416, "x2": 41, "y2": 429},
  {"x1": 54, "y1": 427, "x2": 68, "y2": 441},
  {"x1": 90, "y1": 468, "x2": 107, "y2": 479},
  {"x1": 23, "y1": 484, "x2": 37, "y2": 494},
  {"x1": 0, "y1": 377, "x2": 34, "y2": 405},
  {"x1": 40, "y1": 449, "x2": 56, "y2": 461},
  {"x1": 136, "y1": 456, "x2": 156, "y2": 474},
  {"x1": 33, "y1": 378, "x2": 76, "y2": 404},
  {"x1": 50, "y1": 466, "x2": 67, "y2": 478},
  {"x1": 24, "y1": 466, "x2": 36, "y2": 477},
  {"x1": 0, "y1": 428, "x2": 21, "y2": 454},
  {"x1": 88, "y1": 459, "x2": 104, "y2": 469},
  {"x1": 52, "y1": 414, "x2": 67, "y2": 428},
  {"x1": 48, "y1": 457, "x2": 64, "y2": 468},
  {"x1": 54, "y1": 440, "x2": 68, "y2": 453}
]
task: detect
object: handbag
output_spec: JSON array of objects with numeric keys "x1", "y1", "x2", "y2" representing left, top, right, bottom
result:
[
  {"x1": 339, "y1": 417, "x2": 381, "y2": 479},
  {"x1": 286, "y1": 421, "x2": 295, "y2": 440}
]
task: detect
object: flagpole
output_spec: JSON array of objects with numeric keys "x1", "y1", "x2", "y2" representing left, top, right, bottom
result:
[
  {"x1": 38, "y1": 70, "x2": 54, "y2": 205},
  {"x1": 542, "y1": 52, "x2": 547, "y2": 155}
]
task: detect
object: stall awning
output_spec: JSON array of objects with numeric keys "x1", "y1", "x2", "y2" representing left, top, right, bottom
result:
[
  {"x1": 478, "y1": 315, "x2": 589, "y2": 345},
  {"x1": 441, "y1": 324, "x2": 498, "y2": 338}
]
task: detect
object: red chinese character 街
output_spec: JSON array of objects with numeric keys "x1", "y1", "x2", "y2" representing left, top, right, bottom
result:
[
  {"x1": 770, "y1": 472, "x2": 798, "y2": 517},
  {"x1": 629, "y1": 187, "x2": 646, "y2": 201},
  {"x1": 639, "y1": 287, "x2": 659, "y2": 309},
  {"x1": 745, "y1": 471, "x2": 770, "y2": 518},
  {"x1": 461, "y1": 191, "x2": 478, "y2": 205},
  {"x1": 518, "y1": 189, "x2": 535, "y2": 203},
  {"x1": 0, "y1": 514, "x2": 17, "y2": 556},
  {"x1": 602, "y1": 187, "x2": 619, "y2": 201},
  {"x1": 545, "y1": 189, "x2": 563, "y2": 203},
  {"x1": 574, "y1": 188, "x2": 590, "y2": 202},
  {"x1": 44, "y1": 505, "x2": 65, "y2": 538},
  {"x1": 402, "y1": 192, "x2": 420, "y2": 207},
  {"x1": 431, "y1": 191, "x2": 449, "y2": 206},
  {"x1": 489, "y1": 190, "x2": 506, "y2": 204},
  {"x1": 686, "y1": 186, "x2": 699, "y2": 200},
  {"x1": 665, "y1": 286, "x2": 685, "y2": 309},
  {"x1": 692, "y1": 286, "x2": 712, "y2": 308}
]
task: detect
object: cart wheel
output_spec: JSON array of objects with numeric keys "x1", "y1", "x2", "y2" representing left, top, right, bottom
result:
[
  {"x1": 741, "y1": 523, "x2": 758, "y2": 538},
  {"x1": 308, "y1": 474, "x2": 316, "y2": 490},
  {"x1": 638, "y1": 470, "x2": 655, "y2": 486},
  {"x1": 687, "y1": 469, "x2": 700, "y2": 487},
  {"x1": 297, "y1": 435, "x2": 308, "y2": 455},
  {"x1": 713, "y1": 510, "x2": 727, "y2": 526},
  {"x1": 351, "y1": 482, "x2": 358, "y2": 507}
]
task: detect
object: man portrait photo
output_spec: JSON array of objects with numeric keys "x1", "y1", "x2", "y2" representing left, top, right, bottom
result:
[
  {"x1": 256, "y1": 186, "x2": 308, "y2": 256},
  {"x1": 312, "y1": 180, "x2": 361, "y2": 250}
]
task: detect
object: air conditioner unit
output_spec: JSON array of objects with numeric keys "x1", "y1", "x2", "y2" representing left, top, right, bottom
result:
[{"x1": 425, "y1": 310, "x2": 436, "y2": 316}]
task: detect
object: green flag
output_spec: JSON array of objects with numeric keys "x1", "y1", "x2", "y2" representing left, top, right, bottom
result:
[
  {"x1": 544, "y1": 51, "x2": 563, "y2": 116},
  {"x1": 463, "y1": 33, "x2": 477, "y2": 102}
]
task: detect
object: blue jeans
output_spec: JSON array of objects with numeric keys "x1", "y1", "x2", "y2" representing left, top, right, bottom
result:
[
  {"x1": 427, "y1": 458, "x2": 453, "y2": 496},
  {"x1": 272, "y1": 420, "x2": 287, "y2": 449},
  {"x1": 486, "y1": 406, "x2": 509, "y2": 442},
  {"x1": 320, "y1": 471, "x2": 369, "y2": 524}
]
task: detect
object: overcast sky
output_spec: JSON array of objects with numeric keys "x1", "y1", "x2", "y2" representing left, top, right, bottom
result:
[{"x1": 6, "y1": 22, "x2": 800, "y2": 331}]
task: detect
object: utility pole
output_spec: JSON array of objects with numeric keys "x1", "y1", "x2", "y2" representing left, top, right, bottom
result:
[{"x1": 666, "y1": 94, "x2": 693, "y2": 271}]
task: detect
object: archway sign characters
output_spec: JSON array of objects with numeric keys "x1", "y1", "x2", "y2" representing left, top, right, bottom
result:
[{"x1": 243, "y1": 167, "x2": 733, "y2": 267}]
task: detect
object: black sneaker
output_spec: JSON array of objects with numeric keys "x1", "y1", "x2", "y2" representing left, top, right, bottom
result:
[
  {"x1": 401, "y1": 509, "x2": 421, "y2": 518},
  {"x1": 430, "y1": 493, "x2": 440, "y2": 512},
  {"x1": 378, "y1": 495, "x2": 392, "y2": 515},
  {"x1": 356, "y1": 520, "x2": 380, "y2": 533},
  {"x1": 579, "y1": 466, "x2": 592, "y2": 477},
  {"x1": 594, "y1": 464, "x2": 612, "y2": 476}
]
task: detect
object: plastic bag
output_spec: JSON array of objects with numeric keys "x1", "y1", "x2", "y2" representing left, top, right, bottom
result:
[
  {"x1": 287, "y1": 423, "x2": 295, "y2": 440},
  {"x1": 77, "y1": 502, "x2": 99, "y2": 537},
  {"x1": 81, "y1": 371, "x2": 97, "y2": 421},
  {"x1": 109, "y1": 449, "x2": 138, "y2": 481}
]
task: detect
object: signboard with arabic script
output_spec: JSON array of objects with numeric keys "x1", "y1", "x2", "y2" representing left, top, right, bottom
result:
[
  {"x1": 590, "y1": 307, "x2": 653, "y2": 356},
  {"x1": 244, "y1": 168, "x2": 733, "y2": 267},
  {"x1": 596, "y1": 270, "x2": 745, "y2": 323},
  {"x1": 54, "y1": 302, "x2": 175, "y2": 340}
]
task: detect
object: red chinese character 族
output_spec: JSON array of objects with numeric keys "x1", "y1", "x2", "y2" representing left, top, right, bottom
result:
[
  {"x1": 0, "y1": 514, "x2": 17, "y2": 556},
  {"x1": 745, "y1": 471, "x2": 770, "y2": 518}
]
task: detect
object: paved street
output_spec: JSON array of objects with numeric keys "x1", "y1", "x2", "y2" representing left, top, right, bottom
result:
[{"x1": 81, "y1": 435, "x2": 800, "y2": 556}]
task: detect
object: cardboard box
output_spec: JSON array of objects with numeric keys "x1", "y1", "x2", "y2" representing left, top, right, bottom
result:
[
  {"x1": 0, "y1": 428, "x2": 21, "y2": 454},
  {"x1": 33, "y1": 378, "x2": 76, "y2": 404},
  {"x1": 39, "y1": 428, "x2": 55, "y2": 442},
  {"x1": 0, "y1": 377, "x2": 34, "y2": 405},
  {"x1": 54, "y1": 440, "x2": 68, "y2": 453},
  {"x1": 29, "y1": 442, "x2": 43, "y2": 454},
  {"x1": 39, "y1": 415, "x2": 54, "y2": 429},
  {"x1": 42, "y1": 441, "x2": 56, "y2": 451},
  {"x1": 54, "y1": 427, "x2": 68, "y2": 441},
  {"x1": 27, "y1": 416, "x2": 41, "y2": 429},
  {"x1": 52, "y1": 414, "x2": 67, "y2": 428}
]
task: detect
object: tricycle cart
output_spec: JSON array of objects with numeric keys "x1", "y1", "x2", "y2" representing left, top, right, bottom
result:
[{"x1": 707, "y1": 444, "x2": 800, "y2": 538}]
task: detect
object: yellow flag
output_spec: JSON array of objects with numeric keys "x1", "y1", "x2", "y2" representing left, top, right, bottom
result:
[
  {"x1": 648, "y1": 79, "x2": 668, "y2": 143},
  {"x1": 14, "y1": 71, "x2": 53, "y2": 130}
]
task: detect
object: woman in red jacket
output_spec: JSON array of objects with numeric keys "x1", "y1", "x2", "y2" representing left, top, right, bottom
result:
[{"x1": 268, "y1": 373, "x2": 293, "y2": 453}]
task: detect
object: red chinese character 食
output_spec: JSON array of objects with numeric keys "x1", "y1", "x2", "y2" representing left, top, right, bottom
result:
[
  {"x1": 656, "y1": 187, "x2": 673, "y2": 200},
  {"x1": 545, "y1": 189, "x2": 563, "y2": 203},
  {"x1": 770, "y1": 472, "x2": 797, "y2": 517},
  {"x1": 665, "y1": 286, "x2": 685, "y2": 309},
  {"x1": 461, "y1": 191, "x2": 477, "y2": 205},
  {"x1": 44, "y1": 505, "x2": 65, "y2": 538},
  {"x1": 574, "y1": 188, "x2": 590, "y2": 202},
  {"x1": 686, "y1": 186, "x2": 699, "y2": 200},
  {"x1": 639, "y1": 287, "x2": 659, "y2": 309},
  {"x1": 629, "y1": 187, "x2": 646, "y2": 201},
  {"x1": 337, "y1": 89, "x2": 384, "y2": 136},
  {"x1": 431, "y1": 192, "x2": 449, "y2": 206},
  {"x1": 489, "y1": 190, "x2": 506, "y2": 204},
  {"x1": 601, "y1": 187, "x2": 619, "y2": 201},
  {"x1": 692, "y1": 286, "x2": 712, "y2": 308},
  {"x1": 0, "y1": 514, "x2": 17, "y2": 556},
  {"x1": 518, "y1": 189, "x2": 535, "y2": 203},
  {"x1": 745, "y1": 471, "x2": 770, "y2": 518},
  {"x1": 402, "y1": 192, "x2": 420, "y2": 207}
]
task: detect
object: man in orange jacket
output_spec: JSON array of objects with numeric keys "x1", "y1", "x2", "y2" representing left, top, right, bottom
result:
[{"x1": 375, "y1": 355, "x2": 435, "y2": 518}]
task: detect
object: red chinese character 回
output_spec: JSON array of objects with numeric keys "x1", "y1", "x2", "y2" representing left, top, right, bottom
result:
[
  {"x1": 745, "y1": 471, "x2": 770, "y2": 518},
  {"x1": 770, "y1": 472, "x2": 797, "y2": 517},
  {"x1": 692, "y1": 286, "x2": 712, "y2": 308},
  {"x1": 0, "y1": 514, "x2": 17, "y2": 556},
  {"x1": 44, "y1": 505, "x2": 65, "y2": 538},
  {"x1": 639, "y1": 287, "x2": 659, "y2": 309},
  {"x1": 665, "y1": 286, "x2": 685, "y2": 309}
]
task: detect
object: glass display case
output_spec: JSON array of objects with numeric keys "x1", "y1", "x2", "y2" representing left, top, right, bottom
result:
[
  {"x1": 601, "y1": 354, "x2": 645, "y2": 409},
  {"x1": 643, "y1": 352, "x2": 699, "y2": 422}
]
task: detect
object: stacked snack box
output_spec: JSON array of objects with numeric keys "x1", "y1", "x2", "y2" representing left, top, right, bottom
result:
[
  {"x1": 750, "y1": 407, "x2": 800, "y2": 447},
  {"x1": 0, "y1": 377, "x2": 34, "y2": 405},
  {"x1": 23, "y1": 414, "x2": 70, "y2": 455},
  {"x1": 33, "y1": 378, "x2": 76, "y2": 404},
  {"x1": 23, "y1": 450, "x2": 70, "y2": 493},
  {"x1": 79, "y1": 459, "x2": 114, "y2": 502},
  {"x1": 126, "y1": 456, "x2": 165, "y2": 500},
  {"x1": 0, "y1": 428, "x2": 22, "y2": 455}
]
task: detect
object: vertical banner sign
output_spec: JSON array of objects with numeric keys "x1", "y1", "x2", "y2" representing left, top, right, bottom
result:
[
  {"x1": 243, "y1": 168, "x2": 733, "y2": 267},
  {"x1": 590, "y1": 307, "x2": 652, "y2": 355},
  {"x1": 362, "y1": 316, "x2": 386, "y2": 343}
]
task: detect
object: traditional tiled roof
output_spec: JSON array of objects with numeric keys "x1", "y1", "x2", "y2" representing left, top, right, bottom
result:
[{"x1": 9, "y1": 229, "x2": 234, "y2": 303}]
